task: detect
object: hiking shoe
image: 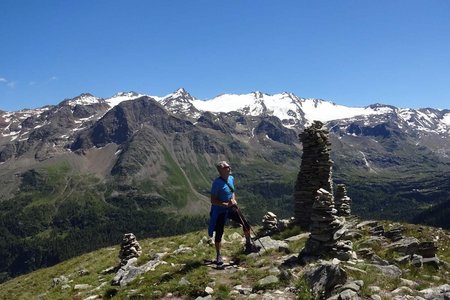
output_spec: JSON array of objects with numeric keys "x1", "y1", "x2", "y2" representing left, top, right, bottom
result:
[
  {"x1": 244, "y1": 243, "x2": 260, "y2": 254},
  {"x1": 216, "y1": 255, "x2": 223, "y2": 265}
]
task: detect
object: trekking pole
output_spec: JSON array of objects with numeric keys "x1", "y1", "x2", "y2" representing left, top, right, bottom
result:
[{"x1": 233, "y1": 205, "x2": 267, "y2": 253}]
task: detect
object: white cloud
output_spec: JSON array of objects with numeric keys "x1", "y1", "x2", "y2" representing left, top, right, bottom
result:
[
  {"x1": 0, "y1": 77, "x2": 16, "y2": 88},
  {"x1": 49, "y1": 76, "x2": 58, "y2": 81}
]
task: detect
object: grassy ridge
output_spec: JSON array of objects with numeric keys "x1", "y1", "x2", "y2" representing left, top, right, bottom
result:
[{"x1": 1, "y1": 221, "x2": 449, "y2": 300}]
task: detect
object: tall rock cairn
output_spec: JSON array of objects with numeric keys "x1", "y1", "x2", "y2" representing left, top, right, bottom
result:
[
  {"x1": 335, "y1": 184, "x2": 352, "y2": 217},
  {"x1": 294, "y1": 121, "x2": 333, "y2": 229}
]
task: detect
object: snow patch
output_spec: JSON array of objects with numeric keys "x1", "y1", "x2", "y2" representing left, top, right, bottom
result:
[
  {"x1": 105, "y1": 92, "x2": 146, "y2": 108},
  {"x1": 442, "y1": 113, "x2": 450, "y2": 126}
]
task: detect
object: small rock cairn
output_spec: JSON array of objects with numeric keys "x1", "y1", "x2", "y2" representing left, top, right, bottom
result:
[
  {"x1": 299, "y1": 188, "x2": 352, "y2": 263},
  {"x1": 294, "y1": 121, "x2": 333, "y2": 229},
  {"x1": 118, "y1": 233, "x2": 142, "y2": 267},
  {"x1": 335, "y1": 184, "x2": 352, "y2": 217},
  {"x1": 259, "y1": 211, "x2": 279, "y2": 237}
]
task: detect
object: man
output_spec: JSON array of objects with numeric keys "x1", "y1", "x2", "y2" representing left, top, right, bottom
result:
[{"x1": 208, "y1": 160, "x2": 257, "y2": 265}]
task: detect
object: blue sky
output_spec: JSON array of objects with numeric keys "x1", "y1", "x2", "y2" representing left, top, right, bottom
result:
[{"x1": 1, "y1": 1, "x2": 450, "y2": 111}]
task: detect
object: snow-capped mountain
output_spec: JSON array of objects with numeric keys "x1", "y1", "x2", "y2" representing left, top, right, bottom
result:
[{"x1": 2, "y1": 88, "x2": 450, "y2": 153}]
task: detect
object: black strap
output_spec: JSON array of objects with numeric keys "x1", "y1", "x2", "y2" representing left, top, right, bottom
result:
[{"x1": 220, "y1": 177, "x2": 234, "y2": 193}]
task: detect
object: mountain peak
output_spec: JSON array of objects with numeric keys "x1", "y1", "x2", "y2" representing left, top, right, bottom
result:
[
  {"x1": 61, "y1": 93, "x2": 103, "y2": 107},
  {"x1": 172, "y1": 88, "x2": 190, "y2": 98},
  {"x1": 366, "y1": 103, "x2": 398, "y2": 111}
]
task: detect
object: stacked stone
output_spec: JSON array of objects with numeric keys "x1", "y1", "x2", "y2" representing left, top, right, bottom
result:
[
  {"x1": 119, "y1": 233, "x2": 142, "y2": 266},
  {"x1": 294, "y1": 121, "x2": 333, "y2": 229},
  {"x1": 417, "y1": 241, "x2": 440, "y2": 268},
  {"x1": 335, "y1": 184, "x2": 352, "y2": 217},
  {"x1": 259, "y1": 212, "x2": 279, "y2": 236},
  {"x1": 384, "y1": 226, "x2": 405, "y2": 241},
  {"x1": 299, "y1": 188, "x2": 352, "y2": 262}
]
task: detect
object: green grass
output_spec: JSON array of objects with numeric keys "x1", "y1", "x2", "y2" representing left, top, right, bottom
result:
[{"x1": 1, "y1": 215, "x2": 449, "y2": 300}]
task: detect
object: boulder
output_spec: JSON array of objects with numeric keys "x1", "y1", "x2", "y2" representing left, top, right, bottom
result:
[{"x1": 303, "y1": 262, "x2": 347, "y2": 298}]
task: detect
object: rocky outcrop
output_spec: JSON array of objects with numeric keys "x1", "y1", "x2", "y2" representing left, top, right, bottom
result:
[{"x1": 294, "y1": 121, "x2": 333, "y2": 229}]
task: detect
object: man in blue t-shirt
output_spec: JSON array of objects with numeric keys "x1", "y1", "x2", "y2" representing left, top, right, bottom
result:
[{"x1": 208, "y1": 160, "x2": 256, "y2": 265}]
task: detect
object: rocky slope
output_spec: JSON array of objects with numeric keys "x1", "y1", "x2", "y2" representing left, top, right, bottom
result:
[{"x1": 0, "y1": 215, "x2": 448, "y2": 299}]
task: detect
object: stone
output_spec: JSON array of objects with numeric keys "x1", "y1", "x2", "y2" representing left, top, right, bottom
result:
[
  {"x1": 356, "y1": 248, "x2": 374, "y2": 259},
  {"x1": 372, "y1": 264, "x2": 402, "y2": 278},
  {"x1": 195, "y1": 296, "x2": 212, "y2": 300},
  {"x1": 384, "y1": 226, "x2": 405, "y2": 241},
  {"x1": 100, "y1": 266, "x2": 116, "y2": 274},
  {"x1": 371, "y1": 254, "x2": 389, "y2": 266},
  {"x1": 254, "y1": 236, "x2": 289, "y2": 253},
  {"x1": 303, "y1": 262, "x2": 347, "y2": 298},
  {"x1": 411, "y1": 254, "x2": 423, "y2": 268},
  {"x1": 173, "y1": 246, "x2": 193, "y2": 254},
  {"x1": 419, "y1": 284, "x2": 450, "y2": 299},
  {"x1": 356, "y1": 220, "x2": 379, "y2": 229},
  {"x1": 84, "y1": 296, "x2": 101, "y2": 300},
  {"x1": 284, "y1": 232, "x2": 310, "y2": 242},
  {"x1": 78, "y1": 268, "x2": 89, "y2": 276},
  {"x1": 338, "y1": 289, "x2": 359, "y2": 300},
  {"x1": 392, "y1": 286, "x2": 414, "y2": 295},
  {"x1": 417, "y1": 241, "x2": 438, "y2": 258},
  {"x1": 258, "y1": 275, "x2": 279, "y2": 287},
  {"x1": 234, "y1": 285, "x2": 253, "y2": 295},
  {"x1": 112, "y1": 254, "x2": 165, "y2": 286},
  {"x1": 178, "y1": 277, "x2": 191, "y2": 286},
  {"x1": 74, "y1": 284, "x2": 92, "y2": 290},
  {"x1": 52, "y1": 275, "x2": 69, "y2": 287},
  {"x1": 343, "y1": 265, "x2": 367, "y2": 275},
  {"x1": 339, "y1": 282, "x2": 361, "y2": 292},
  {"x1": 205, "y1": 286, "x2": 214, "y2": 295},
  {"x1": 387, "y1": 237, "x2": 419, "y2": 255},
  {"x1": 399, "y1": 278, "x2": 419, "y2": 288},
  {"x1": 422, "y1": 256, "x2": 440, "y2": 269},
  {"x1": 394, "y1": 255, "x2": 411, "y2": 265},
  {"x1": 370, "y1": 225, "x2": 384, "y2": 236}
]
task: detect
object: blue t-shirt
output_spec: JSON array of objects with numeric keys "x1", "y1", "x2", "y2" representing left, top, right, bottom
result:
[
  {"x1": 208, "y1": 175, "x2": 235, "y2": 236},
  {"x1": 211, "y1": 175, "x2": 235, "y2": 202}
]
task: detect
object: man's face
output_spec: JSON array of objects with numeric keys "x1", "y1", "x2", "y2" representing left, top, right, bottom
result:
[{"x1": 219, "y1": 165, "x2": 231, "y2": 177}]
